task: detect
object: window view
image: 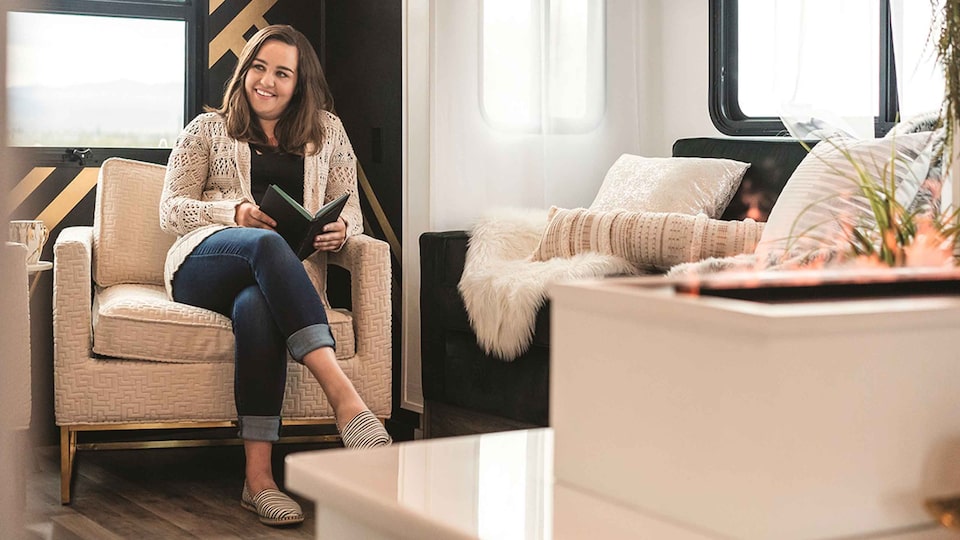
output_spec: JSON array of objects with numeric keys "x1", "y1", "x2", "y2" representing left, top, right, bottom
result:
[
  {"x1": 481, "y1": 0, "x2": 604, "y2": 133},
  {"x1": 7, "y1": 12, "x2": 186, "y2": 148},
  {"x1": 716, "y1": 0, "x2": 944, "y2": 135},
  {"x1": 737, "y1": 0, "x2": 880, "y2": 119}
]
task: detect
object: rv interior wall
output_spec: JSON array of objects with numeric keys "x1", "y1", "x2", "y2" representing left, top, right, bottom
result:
[
  {"x1": 401, "y1": 0, "x2": 719, "y2": 412},
  {"x1": 659, "y1": 0, "x2": 721, "y2": 153}
]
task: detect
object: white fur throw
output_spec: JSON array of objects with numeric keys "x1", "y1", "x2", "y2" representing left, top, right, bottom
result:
[{"x1": 458, "y1": 208, "x2": 638, "y2": 360}]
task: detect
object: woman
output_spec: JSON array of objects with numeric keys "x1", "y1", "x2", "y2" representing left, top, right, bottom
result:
[{"x1": 159, "y1": 24, "x2": 390, "y2": 527}]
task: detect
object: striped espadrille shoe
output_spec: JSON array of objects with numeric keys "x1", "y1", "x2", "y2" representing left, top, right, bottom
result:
[
  {"x1": 241, "y1": 483, "x2": 304, "y2": 526},
  {"x1": 339, "y1": 410, "x2": 392, "y2": 449}
]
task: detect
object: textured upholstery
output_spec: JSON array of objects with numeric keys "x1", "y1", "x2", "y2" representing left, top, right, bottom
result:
[
  {"x1": 54, "y1": 157, "x2": 391, "y2": 428},
  {"x1": 1, "y1": 243, "x2": 30, "y2": 431},
  {"x1": 533, "y1": 207, "x2": 764, "y2": 271},
  {"x1": 590, "y1": 154, "x2": 749, "y2": 218},
  {"x1": 93, "y1": 159, "x2": 175, "y2": 287},
  {"x1": 91, "y1": 284, "x2": 355, "y2": 363}
]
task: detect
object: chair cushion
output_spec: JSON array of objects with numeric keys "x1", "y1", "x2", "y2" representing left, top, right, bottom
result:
[
  {"x1": 93, "y1": 158, "x2": 175, "y2": 288},
  {"x1": 92, "y1": 284, "x2": 355, "y2": 363}
]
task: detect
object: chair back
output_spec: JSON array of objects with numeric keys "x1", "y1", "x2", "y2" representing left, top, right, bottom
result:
[{"x1": 92, "y1": 158, "x2": 174, "y2": 287}]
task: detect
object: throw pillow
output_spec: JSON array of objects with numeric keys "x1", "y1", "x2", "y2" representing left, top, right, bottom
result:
[
  {"x1": 532, "y1": 207, "x2": 765, "y2": 271},
  {"x1": 590, "y1": 154, "x2": 751, "y2": 218},
  {"x1": 885, "y1": 112, "x2": 945, "y2": 216},
  {"x1": 755, "y1": 132, "x2": 936, "y2": 267}
]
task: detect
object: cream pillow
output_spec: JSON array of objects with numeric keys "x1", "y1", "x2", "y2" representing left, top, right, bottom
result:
[
  {"x1": 590, "y1": 154, "x2": 750, "y2": 218},
  {"x1": 755, "y1": 132, "x2": 935, "y2": 266},
  {"x1": 532, "y1": 207, "x2": 765, "y2": 271}
]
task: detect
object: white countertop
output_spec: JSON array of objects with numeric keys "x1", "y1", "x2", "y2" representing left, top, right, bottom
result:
[{"x1": 285, "y1": 429, "x2": 721, "y2": 540}]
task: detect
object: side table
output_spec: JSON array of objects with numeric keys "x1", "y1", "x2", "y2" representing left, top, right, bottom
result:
[{"x1": 27, "y1": 261, "x2": 51, "y2": 297}]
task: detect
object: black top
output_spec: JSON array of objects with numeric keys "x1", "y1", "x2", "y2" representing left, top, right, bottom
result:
[{"x1": 250, "y1": 144, "x2": 306, "y2": 206}]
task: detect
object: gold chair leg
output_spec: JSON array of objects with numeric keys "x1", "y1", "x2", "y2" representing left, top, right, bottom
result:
[{"x1": 60, "y1": 426, "x2": 76, "y2": 505}]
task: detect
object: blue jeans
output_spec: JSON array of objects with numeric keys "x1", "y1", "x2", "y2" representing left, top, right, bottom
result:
[{"x1": 172, "y1": 227, "x2": 335, "y2": 442}]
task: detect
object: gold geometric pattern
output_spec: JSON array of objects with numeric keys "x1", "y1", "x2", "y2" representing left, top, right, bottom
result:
[
  {"x1": 37, "y1": 167, "x2": 99, "y2": 233},
  {"x1": 209, "y1": 0, "x2": 227, "y2": 14},
  {"x1": 358, "y1": 163, "x2": 401, "y2": 261},
  {"x1": 6, "y1": 167, "x2": 55, "y2": 217},
  {"x1": 6, "y1": 166, "x2": 99, "y2": 232},
  {"x1": 208, "y1": 0, "x2": 279, "y2": 69}
]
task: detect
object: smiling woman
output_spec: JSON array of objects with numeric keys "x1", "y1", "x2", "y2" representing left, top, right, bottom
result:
[
  {"x1": 244, "y1": 41, "x2": 298, "y2": 127},
  {"x1": 160, "y1": 24, "x2": 391, "y2": 528}
]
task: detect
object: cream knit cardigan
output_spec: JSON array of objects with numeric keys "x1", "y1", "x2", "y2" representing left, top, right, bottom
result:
[{"x1": 159, "y1": 110, "x2": 363, "y2": 298}]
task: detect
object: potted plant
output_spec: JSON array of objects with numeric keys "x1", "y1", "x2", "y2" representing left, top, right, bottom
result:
[{"x1": 933, "y1": 0, "x2": 960, "y2": 211}]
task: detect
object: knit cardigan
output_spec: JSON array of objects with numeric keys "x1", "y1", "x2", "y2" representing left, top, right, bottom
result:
[{"x1": 159, "y1": 110, "x2": 363, "y2": 298}]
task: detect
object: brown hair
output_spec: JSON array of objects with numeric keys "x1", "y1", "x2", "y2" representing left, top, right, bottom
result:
[{"x1": 211, "y1": 24, "x2": 334, "y2": 155}]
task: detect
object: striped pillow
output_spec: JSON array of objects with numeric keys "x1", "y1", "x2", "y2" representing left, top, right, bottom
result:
[
  {"x1": 755, "y1": 133, "x2": 935, "y2": 266},
  {"x1": 532, "y1": 207, "x2": 765, "y2": 271}
]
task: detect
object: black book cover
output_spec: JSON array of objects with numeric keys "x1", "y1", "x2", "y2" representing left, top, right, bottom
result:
[{"x1": 259, "y1": 184, "x2": 350, "y2": 259}]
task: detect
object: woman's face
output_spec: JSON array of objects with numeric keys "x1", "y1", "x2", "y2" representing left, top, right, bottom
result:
[{"x1": 244, "y1": 39, "x2": 299, "y2": 125}]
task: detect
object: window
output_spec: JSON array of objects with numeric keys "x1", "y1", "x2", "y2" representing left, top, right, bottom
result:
[
  {"x1": 480, "y1": 0, "x2": 605, "y2": 133},
  {"x1": 8, "y1": 12, "x2": 185, "y2": 148},
  {"x1": 710, "y1": 0, "x2": 944, "y2": 137},
  {"x1": 5, "y1": 0, "x2": 203, "y2": 164}
]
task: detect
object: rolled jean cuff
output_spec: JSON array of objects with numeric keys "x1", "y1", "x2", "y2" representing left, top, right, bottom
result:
[
  {"x1": 287, "y1": 323, "x2": 336, "y2": 363},
  {"x1": 238, "y1": 415, "x2": 281, "y2": 442}
]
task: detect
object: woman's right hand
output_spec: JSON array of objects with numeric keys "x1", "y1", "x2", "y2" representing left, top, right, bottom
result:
[{"x1": 235, "y1": 201, "x2": 277, "y2": 230}]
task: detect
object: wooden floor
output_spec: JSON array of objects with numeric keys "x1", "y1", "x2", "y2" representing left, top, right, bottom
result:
[{"x1": 20, "y1": 442, "x2": 342, "y2": 539}]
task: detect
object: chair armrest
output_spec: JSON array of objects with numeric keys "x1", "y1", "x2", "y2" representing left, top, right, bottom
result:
[
  {"x1": 327, "y1": 234, "x2": 391, "y2": 357},
  {"x1": 53, "y1": 227, "x2": 94, "y2": 368}
]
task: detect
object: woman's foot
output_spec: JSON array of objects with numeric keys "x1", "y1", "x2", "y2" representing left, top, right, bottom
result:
[
  {"x1": 338, "y1": 409, "x2": 392, "y2": 449},
  {"x1": 241, "y1": 482, "x2": 305, "y2": 526},
  {"x1": 244, "y1": 471, "x2": 278, "y2": 495}
]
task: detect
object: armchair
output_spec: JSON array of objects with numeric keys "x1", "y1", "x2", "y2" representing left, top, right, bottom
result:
[{"x1": 53, "y1": 158, "x2": 391, "y2": 503}]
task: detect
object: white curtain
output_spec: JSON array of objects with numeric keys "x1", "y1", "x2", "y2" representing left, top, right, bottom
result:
[
  {"x1": 889, "y1": 0, "x2": 944, "y2": 120},
  {"x1": 739, "y1": 0, "x2": 880, "y2": 138},
  {"x1": 429, "y1": 0, "x2": 642, "y2": 231},
  {"x1": 739, "y1": 0, "x2": 943, "y2": 136}
]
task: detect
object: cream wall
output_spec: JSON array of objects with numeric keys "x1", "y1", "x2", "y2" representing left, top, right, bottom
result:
[{"x1": 401, "y1": 0, "x2": 720, "y2": 412}]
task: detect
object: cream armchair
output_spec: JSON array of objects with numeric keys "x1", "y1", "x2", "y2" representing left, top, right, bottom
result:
[{"x1": 53, "y1": 158, "x2": 391, "y2": 504}]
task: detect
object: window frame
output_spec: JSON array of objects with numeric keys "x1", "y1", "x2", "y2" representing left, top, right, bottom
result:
[
  {"x1": 5, "y1": 0, "x2": 205, "y2": 165},
  {"x1": 709, "y1": 0, "x2": 899, "y2": 137}
]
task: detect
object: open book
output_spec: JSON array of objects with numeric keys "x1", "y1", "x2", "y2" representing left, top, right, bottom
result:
[{"x1": 259, "y1": 184, "x2": 350, "y2": 260}]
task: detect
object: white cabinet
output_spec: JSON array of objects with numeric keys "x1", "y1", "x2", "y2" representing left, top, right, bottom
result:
[{"x1": 550, "y1": 277, "x2": 960, "y2": 540}]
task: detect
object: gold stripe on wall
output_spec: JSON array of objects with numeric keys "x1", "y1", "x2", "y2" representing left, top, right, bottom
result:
[
  {"x1": 36, "y1": 168, "x2": 99, "y2": 232},
  {"x1": 6, "y1": 167, "x2": 56, "y2": 216},
  {"x1": 209, "y1": 0, "x2": 279, "y2": 68},
  {"x1": 357, "y1": 163, "x2": 401, "y2": 261},
  {"x1": 209, "y1": 0, "x2": 227, "y2": 14}
]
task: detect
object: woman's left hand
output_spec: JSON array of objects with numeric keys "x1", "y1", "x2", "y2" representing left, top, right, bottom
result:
[{"x1": 313, "y1": 217, "x2": 347, "y2": 252}]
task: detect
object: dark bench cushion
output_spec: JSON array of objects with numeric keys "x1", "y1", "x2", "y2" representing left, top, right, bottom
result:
[
  {"x1": 419, "y1": 232, "x2": 550, "y2": 426},
  {"x1": 672, "y1": 138, "x2": 813, "y2": 221}
]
